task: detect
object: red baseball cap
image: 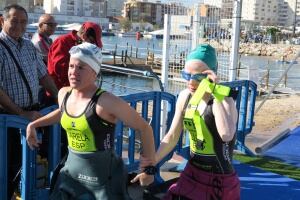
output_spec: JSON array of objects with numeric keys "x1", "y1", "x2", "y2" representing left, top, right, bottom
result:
[{"x1": 82, "y1": 21, "x2": 103, "y2": 48}]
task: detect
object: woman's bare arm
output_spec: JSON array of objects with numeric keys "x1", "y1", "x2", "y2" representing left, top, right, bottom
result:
[{"x1": 213, "y1": 97, "x2": 238, "y2": 142}]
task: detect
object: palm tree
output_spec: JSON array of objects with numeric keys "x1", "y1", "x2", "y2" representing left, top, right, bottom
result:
[{"x1": 266, "y1": 27, "x2": 280, "y2": 44}]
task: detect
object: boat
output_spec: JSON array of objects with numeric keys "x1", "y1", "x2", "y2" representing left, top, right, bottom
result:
[
  {"x1": 27, "y1": 23, "x2": 72, "y2": 35},
  {"x1": 143, "y1": 29, "x2": 164, "y2": 39},
  {"x1": 118, "y1": 32, "x2": 140, "y2": 37},
  {"x1": 102, "y1": 31, "x2": 115, "y2": 36}
]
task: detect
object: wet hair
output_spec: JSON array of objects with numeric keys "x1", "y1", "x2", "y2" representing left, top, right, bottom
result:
[{"x1": 3, "y1": 4, "x2": 28, "y2": 19}]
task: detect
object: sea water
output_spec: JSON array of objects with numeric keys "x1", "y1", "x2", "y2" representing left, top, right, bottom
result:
[{"x1": 51, "y1": 35, "x2": 300, "y2": 95}]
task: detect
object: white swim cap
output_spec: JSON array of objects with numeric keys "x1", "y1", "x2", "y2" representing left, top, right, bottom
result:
[{"x1": 69, "y1": 42, "x2": 102, "y2": 74}]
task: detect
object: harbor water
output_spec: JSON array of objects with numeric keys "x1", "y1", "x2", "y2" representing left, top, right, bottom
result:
[{"x1": 52, "y1": 35, "x2": 300, "y2": 95}]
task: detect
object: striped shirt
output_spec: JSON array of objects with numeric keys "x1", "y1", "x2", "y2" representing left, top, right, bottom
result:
[{"x1": 0, "y1": 31, "x2": 47, "y2": 108}]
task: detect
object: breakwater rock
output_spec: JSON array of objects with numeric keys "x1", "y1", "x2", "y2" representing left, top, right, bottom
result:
[{"x1": 207, "y1": 39, "x2": 300, "y2": 61}]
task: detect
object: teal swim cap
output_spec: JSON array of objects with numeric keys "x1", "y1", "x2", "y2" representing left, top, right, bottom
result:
[{"x1": 186, "y1": 44, "x2": 217, "y2": 72}]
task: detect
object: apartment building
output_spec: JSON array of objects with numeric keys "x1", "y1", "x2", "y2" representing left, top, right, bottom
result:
[
  {"x1": 279, "y1": 0, "x2": 300, "y2": 28},
  {"x1": 123, "y1": 0, "x2": 189, "y2": 27},
  {"x1": 1, "y1": 0, "x2": 35, "y2": 12},
  {"x1": 197, "y1": 0, "x2": 233, "y2": 19},
  {"x1": 162, "y1": 2, "x2": 189, "y2": 15},
  {"x1": 43, "y1": 0, "x2": 106, "y2": 18},
  {"x1": 221, "y1": 0, "x2": 233, "y2": 19},
  {"x1": 241, "y1": 0, "x2": 300, "y2": 28},
  {"x1": 107, "y1": 0, "x2": 125, "y2": 17},
  {"x1": 123, "y1": 0, "x2": 163, "y2": 25}
]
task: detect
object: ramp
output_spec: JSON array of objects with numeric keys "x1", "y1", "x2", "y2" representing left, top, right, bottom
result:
[
  {"x1": 235, "y1": 160, "x2": 300, "y2": 200},
  {"x1": 263, "y1": 126, "x2": 300, "y2": 168}
]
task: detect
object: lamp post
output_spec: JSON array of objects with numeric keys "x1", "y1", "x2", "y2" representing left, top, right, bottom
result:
[{"x1": 143, "y1": 70, "x2": 164, "y2": 92}]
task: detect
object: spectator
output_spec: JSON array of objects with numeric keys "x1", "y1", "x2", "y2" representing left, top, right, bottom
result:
[
  {"x1": 48, "y1": 22, "x2": 102, "y2": 90},
  {"x1": 0, "y1": 4, "x2": 58, "y2": 199},
  {"x1": 31, "y1": 14, "x2": 57, "y2": 63},
  {"x1": 32, "y1": 14, "x2": 57, "y2": 107},
  {"x1": 27, "y1": 43, "x2": 156, "y2": 199}
]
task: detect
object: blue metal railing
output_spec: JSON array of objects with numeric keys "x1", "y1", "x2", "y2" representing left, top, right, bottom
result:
[
  {"x1": 117, "y1": 91, "x2": 176, "y2": 183},
  {"x1": 0, "y1": 105, "x2": 60, "y2": 200},
  {"x1": 0, "y1": 80, "x2": 256, "y2": 200}
]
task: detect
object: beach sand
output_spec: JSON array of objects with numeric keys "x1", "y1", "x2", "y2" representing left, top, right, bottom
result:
[{"x1": 246, "y1": 94, "x2": 300, "y2": 152}]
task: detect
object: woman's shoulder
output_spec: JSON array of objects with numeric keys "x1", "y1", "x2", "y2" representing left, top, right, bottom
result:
[
  {"x1": 96, "y1": 90, "x2": 119, "y2": 104},
  {"x1": 176, "y1": 89, "x2": 192, "y2": 110},
  {"x1": 177, "y1": 89, "x2": 191, "y2": 101},
  {"x1": 58, "y1": 87, "x2": 72, "y2": 101},
  {"x1": 59, "y1": 86, "x2": 72, "y2": 94}
]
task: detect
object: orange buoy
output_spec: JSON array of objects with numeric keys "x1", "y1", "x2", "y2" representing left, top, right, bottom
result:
[{"x1": 136, "y1": 32, "x2": 141, "y2": 40}]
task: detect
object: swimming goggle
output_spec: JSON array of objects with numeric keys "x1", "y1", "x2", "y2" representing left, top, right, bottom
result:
[{"x1": 181, "y1": 71, "x2": 207, "y2": 82}]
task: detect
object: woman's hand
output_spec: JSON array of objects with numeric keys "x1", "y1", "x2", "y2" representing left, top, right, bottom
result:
[
  {"x1": 130, "y1": 155, "x2": 156, "y2": 186},
  {"x1": 26, "y1": 123, "x2": 41, "y2": 150},
  {"x1": 139, "y1": 155, "x2": 156, "y2": 170},
  {"x1": 202, "y1": 69, "x2": 218, "y2": 83},
  {"x1": 130, "y1": 172, "x2": 154, "y2": 186}
]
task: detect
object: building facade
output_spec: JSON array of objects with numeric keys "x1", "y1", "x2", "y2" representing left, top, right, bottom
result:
[
  {"x1": 280, "y1": 0, "x2": 300, "y2": 29},
  {"x1": 123, "y1": 0, "x2": 189, "y2": 27},
  {"x1": 107, "y1": 0, "x2": 125, "y2": 17},
  {"x1": 0, "y1": 0, "x2": 109, "y2": 28},
  {"x1": 241, "y1": 0, "x2": 300, "y2": 28},
  {"x1": 123, "y1": 0, "x2": 163, "y2": 26},
  {"x1": 1, "y1": 0, "x2": 35, "y2": 12},
  {"x1": 43, "y1": 0, "x2": 106, "y2": 18}
]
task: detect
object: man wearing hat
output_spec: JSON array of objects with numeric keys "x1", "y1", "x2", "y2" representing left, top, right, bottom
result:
[
  {"x1": 146, "y1": 44, "x2": 240, "y2": 199},
  {"x1": 47, "y1": 22, "x2": 103, "y2": 91}
]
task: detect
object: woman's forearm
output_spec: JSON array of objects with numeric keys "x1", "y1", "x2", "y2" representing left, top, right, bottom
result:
[
  {"x1": 155, "y1": 132, "x2": 179, "y2": 165},
  {"x1": 213, "y1": 97, "x2": 237, "y2": 141},
  {"x1": 155, "y1": 116, "x2": 183, "y2": 165},
  {"x1": 140, "y1": 124, "x2": 156, "y2": 163},
  {"x1": 29, "y1": 109, "x2": 61, "y2": 128}
]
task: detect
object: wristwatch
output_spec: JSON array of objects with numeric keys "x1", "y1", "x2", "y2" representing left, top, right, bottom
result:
[{"x1": 143, "y1": 166, "x2": 157, "y2": 175}]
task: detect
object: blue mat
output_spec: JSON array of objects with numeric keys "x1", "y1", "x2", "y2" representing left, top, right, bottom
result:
[
  {"x1": 234, "y1": 160, "x2": 300, "y2": 200},
  {"x1": 263, "y1": 126, "x2": 300, "y2": 168}
]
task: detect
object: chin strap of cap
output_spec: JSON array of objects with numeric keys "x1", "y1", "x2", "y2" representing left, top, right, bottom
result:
[{"x1": 183, "y1": 78, "x2": 231, "y2": 153}]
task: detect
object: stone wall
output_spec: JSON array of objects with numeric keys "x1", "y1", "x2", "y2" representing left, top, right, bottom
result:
[{"x1": 205, "y1": 39, "x2": 300, "y2": 61}]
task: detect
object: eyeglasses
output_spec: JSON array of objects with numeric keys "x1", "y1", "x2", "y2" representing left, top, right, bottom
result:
[
  {"x1": 43, "y1": 22, "x2": 57, "y2": 27},
  {"x1": 181, "y1": 71, "x2": 206, "y2": 82}
]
